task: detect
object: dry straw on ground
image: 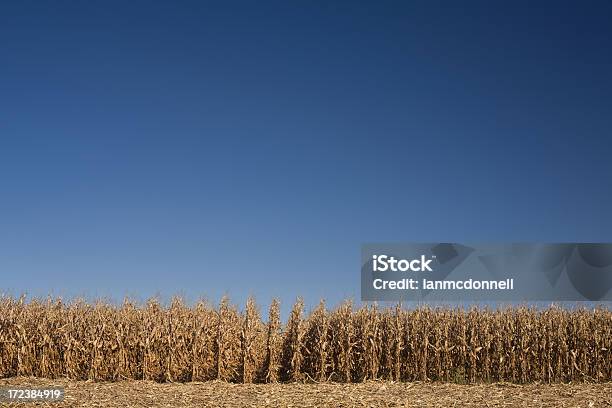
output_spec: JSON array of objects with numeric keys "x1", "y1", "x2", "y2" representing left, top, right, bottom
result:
[
  {"x1": 2, "y1": 377, "x2": 611, "y2": 408},
  {"x1": 0, "y1": 295, "x2": 610, "y2": 383}
]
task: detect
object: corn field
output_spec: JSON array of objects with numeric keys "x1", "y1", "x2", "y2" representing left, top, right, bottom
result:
[{"x1": 0, "y1": 296, "x2": 610, "y2": 383}]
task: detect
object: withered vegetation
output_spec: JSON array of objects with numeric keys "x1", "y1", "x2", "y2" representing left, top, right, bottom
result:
[{"x1": 0, "y1": 295, "x2": 609, "y2": 383}]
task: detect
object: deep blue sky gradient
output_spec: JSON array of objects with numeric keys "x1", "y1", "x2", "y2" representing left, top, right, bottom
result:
[{"x1": 2, "y1": 1, "x2": 612, "y2": 312}]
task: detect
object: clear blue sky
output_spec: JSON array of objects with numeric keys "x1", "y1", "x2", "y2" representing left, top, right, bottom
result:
[{"x1": 1, "y1": 1, "x2": 611, "y2": 313}]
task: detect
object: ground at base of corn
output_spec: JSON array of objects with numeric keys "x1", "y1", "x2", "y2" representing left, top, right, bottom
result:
[{"x1": 1, "y1": 377, "x2": 610, "y2": 408}]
